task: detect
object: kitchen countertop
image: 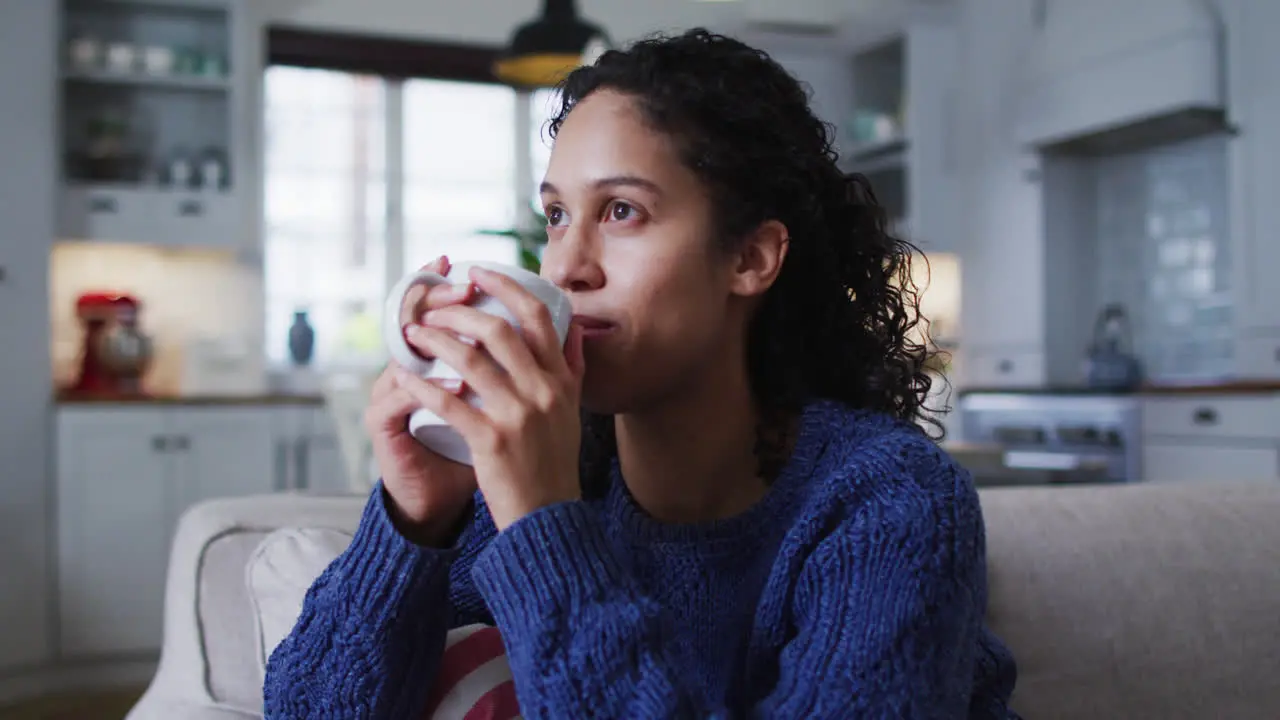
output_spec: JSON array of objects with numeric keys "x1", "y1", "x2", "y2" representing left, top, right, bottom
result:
[
  {"x1": 55, "y1": 391, "x2": 325, "y2": 406},
  {"x1": 957, "y1": 381, "x2": 1280, "y2": 397}
]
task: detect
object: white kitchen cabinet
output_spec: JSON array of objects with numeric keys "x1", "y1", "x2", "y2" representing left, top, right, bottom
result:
[
  {"x1": 1225, "y1": 0, "x2": 1280, "y2": 334},
  {"x1": 958, "y1": 347, "x2": 1047, "y2": 389},
  {"x1": 276, "y1": 406, "x2": 350, "y2": 494},
  {"x1": 952, "y1": 0, "x2": 1047, "y2": 381},
  {"x1": 170, "y1": 408, "x2": 280, "y2": 507},
  {"x1": 59, "y1": 185, "x2": 240, "y2": 249},
  {"x1": 905, "y1": 19, "x2": 960, "y2": 255},
  {"x1": 56, "y1": 0, "x2": 263, "y2": 253},
  {"x1": 56, "y1": 409, "x2": 173, "y2": 657},
  {"x1": 1142, "y1": 395, "x2": 1280, "y2": 441},
  {"x1": 1142, "y1": 443, "x2": 1279, "y2": 484},
  {"x1": 1140, "y1": 394, "x2": 1280, "y2": 483},
  {"x1": 0, "y1": 0, "x2": 57, "y2": 674},
  {"x1": 55, "y1": 403, "x2": 321, "y2": 658}
]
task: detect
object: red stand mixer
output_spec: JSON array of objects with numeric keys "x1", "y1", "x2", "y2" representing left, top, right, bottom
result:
[{"x1": 67, "y1": 292, "x2": 154, "y2": 397}]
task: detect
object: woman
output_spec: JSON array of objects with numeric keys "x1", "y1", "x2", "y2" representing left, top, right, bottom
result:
[{"x1": 265, "y1": 29, "x2": 1019, "y2": 719}]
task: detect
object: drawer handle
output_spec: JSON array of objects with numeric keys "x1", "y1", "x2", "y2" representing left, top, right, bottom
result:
[
  {"x1": 997, "y1": 359, "x2": 1014, "y2": 374},
  {"x1": 88, "y1": 196, "x2": 118, "y2": 214},
  {"x1": 178, "y1": 199, "x2": 204, "y2": 217},
  {"x1": 1192, "y1": 407, "x2": 1219, "y2": 425}
]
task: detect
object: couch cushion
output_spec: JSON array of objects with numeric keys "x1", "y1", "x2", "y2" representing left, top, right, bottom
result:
[
  {"x1": 245, "y1": 527, "x2": 354, "y2": 674},
  {"x1": 245, "y1": 528, "x2": 518, "y2": 720},
  {"x1": 980, "y1": 482, "x2": 1280, "y2": 720}
]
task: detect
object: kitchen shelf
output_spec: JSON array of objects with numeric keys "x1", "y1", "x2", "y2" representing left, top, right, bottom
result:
[{"x1": 63, "y1": 69, "x2": 230, "y2": 93}]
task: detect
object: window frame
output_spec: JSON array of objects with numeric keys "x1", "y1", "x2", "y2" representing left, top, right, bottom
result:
[{"x1": 262, "y1": 30, "x2": 548, "y2": 370}]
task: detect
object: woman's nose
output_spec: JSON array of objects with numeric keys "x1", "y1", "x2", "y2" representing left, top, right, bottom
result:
[{"x1": 542, "y1": 227, "x2": 604, "y2": 292}]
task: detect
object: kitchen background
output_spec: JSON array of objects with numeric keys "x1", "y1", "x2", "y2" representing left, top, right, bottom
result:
[{"x1": 3, "y1": 0, "x2": 1280, "y2": 714}]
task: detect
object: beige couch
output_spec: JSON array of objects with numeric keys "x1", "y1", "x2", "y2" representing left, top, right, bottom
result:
[{"x1": 127, "y1": 482, "x2": 1280, "y2": 720}]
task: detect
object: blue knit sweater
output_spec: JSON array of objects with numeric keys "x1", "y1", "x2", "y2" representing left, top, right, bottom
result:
[{"x1": 263, "y1": 401, "x2": 1020, "y2": 718}]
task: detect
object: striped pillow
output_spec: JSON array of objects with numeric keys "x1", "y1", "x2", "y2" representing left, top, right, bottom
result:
[{"x1": 423, "y1": 624, "x2": 521, "y2": 720}]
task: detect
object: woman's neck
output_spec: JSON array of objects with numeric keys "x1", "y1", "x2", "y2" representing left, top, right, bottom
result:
[{"x1": 614, "y1": 358, "x2": 766, "y2": 525}]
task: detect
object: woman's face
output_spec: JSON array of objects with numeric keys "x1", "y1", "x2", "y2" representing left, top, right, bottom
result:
[{"x1": 538, "y1": 90, "x2": 744, "y2": 414}]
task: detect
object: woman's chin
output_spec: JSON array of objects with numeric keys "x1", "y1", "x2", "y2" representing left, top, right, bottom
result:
[{"x1": 578, "y1": 368, "x2": 636, "y2": 416}]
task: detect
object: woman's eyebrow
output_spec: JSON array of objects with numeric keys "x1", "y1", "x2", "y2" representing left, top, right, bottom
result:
[{"x1": 540, "y1": 176, "x2": 663, "y2": 197}]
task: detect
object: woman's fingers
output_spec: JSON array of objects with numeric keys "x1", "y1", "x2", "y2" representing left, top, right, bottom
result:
[
  {"x1": 365, "y1": 370, "x2": 466, "y2": 435},
  {"x1": 467, "y1": 267, "x2": 565, "y2": 372},
  {"x1": 392, "y1": 368, "x2": 490, "y2": 442},
  {"x1": 406, "y1": 324, "x2": 516, "y2": 406},
  {"x1": 421, "y1": 305, "x2": 544, "y2": 392}
]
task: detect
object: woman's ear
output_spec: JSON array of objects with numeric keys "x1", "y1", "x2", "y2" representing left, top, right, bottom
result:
[{"x1": 729, "y1": 220, "x2": 789, "y2": 298}]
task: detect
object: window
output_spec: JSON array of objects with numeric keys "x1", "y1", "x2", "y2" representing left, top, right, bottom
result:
[{"x1": 264, "y1": 68, "x2": 560, "y2": 369}]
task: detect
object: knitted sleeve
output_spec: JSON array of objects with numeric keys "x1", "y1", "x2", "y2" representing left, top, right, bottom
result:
[
  {"x1": 262, "y1": 483, "x2": 496, "y2": 719},
  {"x1": 469, "y1": 458, "x2": 999, "y2": 719}
]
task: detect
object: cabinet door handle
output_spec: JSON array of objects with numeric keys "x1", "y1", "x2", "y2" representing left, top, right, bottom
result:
[
  {"x1": 1192, "y1": 407, "x2": 1218, "y2": 425},
  {"x1": 177, "y1": 199, "x2": 204, "y2": 217},
  {"x1": 88, "y1": 196, "x2": 118, "y2": 214},
  {"x1": 274, "y1": 440, "x2": 289, "y2": 492},
  {"x1": 0, "y1": 265, "x2": 6, "y2": 283},
  {"x1": 151, "y1": 436, "x2": 168, "y2": 452},
  {"x1": 171, "y1": 435, "x2": 191, "y2": 451},
  {"x1": 294, "y1": 437, "x2": 310, "y2": 491}
]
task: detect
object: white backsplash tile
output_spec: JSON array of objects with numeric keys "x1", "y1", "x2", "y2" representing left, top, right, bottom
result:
[
  {"x1": 1093, "y1": 133, "x2": 1232, "y2": 382},
  {"x1": 51, "y1": 243, "x2": 265, "y2": 394}
]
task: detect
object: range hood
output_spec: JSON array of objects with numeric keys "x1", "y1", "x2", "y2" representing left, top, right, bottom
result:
[{"x1": 1014, "y1": 0, "x2": 1228, "y2": 154}]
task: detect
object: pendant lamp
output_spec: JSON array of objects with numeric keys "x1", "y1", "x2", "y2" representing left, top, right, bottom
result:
[{"x1": 493, "y1": 0, "x2": 610, "y2": 88}]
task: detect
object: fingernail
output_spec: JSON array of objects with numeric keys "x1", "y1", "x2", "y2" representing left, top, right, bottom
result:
[
  {"x1": 438, "y1": 378, "x2": 463, "y2": 393},
  {"x1": 405, "y1": 324, "x2": 425, "y2": 339}
]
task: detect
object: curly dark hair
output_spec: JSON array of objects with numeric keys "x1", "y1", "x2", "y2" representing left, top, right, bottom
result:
[{"x1": 548, "y1": 29, "x2": 942, "y2": 496}]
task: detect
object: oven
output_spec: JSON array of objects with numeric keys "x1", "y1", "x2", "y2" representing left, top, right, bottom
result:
[{"x1": 952, "y1": 392, "x2": 1142, "y2": 486}]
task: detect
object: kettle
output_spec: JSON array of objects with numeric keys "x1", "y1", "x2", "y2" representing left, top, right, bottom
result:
[{"x1": 1084, "y1": 304, "x2": 1143, "y2": 392}]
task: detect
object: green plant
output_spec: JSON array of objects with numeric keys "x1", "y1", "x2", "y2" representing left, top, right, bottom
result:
[{"x1": 478, "y1": 208, "x2": 550, "y2": 273}]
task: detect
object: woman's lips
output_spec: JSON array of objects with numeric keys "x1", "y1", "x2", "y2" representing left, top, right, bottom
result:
[{"x1": 572, "y1": 315, "x2": 617, "y2": 338}]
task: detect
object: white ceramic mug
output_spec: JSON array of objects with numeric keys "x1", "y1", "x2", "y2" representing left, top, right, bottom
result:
[{"x1": 382, "y1": 261, "x2": 573, "y2": 465}]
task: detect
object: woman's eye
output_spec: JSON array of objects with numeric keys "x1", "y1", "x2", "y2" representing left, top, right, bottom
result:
[
  {"x1": 545, "y1": 207, "x2": 566, "y2": 226},
  {"x1": 609, "y1": 201, "x2": 635, "y2": 222}
]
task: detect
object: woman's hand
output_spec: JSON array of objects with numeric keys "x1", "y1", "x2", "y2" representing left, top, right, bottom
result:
[
  {"x1": 365, "y1": 256, "x2": 480, "y2": 545},
  {"x1": 393, "y1": 266, "x2": 586, "y2": 531}
]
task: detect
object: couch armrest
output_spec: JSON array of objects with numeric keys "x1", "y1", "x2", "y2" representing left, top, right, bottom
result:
[
  {"x1": 128, "y1": 698, "x2": 266, "y2": 720},
  {"x1": 128, "y1": 491, "x2": 367, "y2": 720}
]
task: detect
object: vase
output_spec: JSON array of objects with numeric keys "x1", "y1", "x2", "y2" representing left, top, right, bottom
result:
[{"x1": 288, "y1": 310, "x2": 315, "y2": 366}]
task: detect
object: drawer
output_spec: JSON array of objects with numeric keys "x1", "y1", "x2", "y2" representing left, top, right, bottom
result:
[
  {"x1": 1141, "y1": 441, "x2": 1280, "y2": 483},
  {"x1": 1141, "y1": 395, "x2": 1280, "y2": 440},
  {"x1": 59, "y1": 184, "x2": 159, "y2": 242},
  {"x1": 58, "y1": 184, "x2": 239, "y2": 249},
  {"x1": 163, "y1": 191, "x2": 239, "y2": 248}
]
